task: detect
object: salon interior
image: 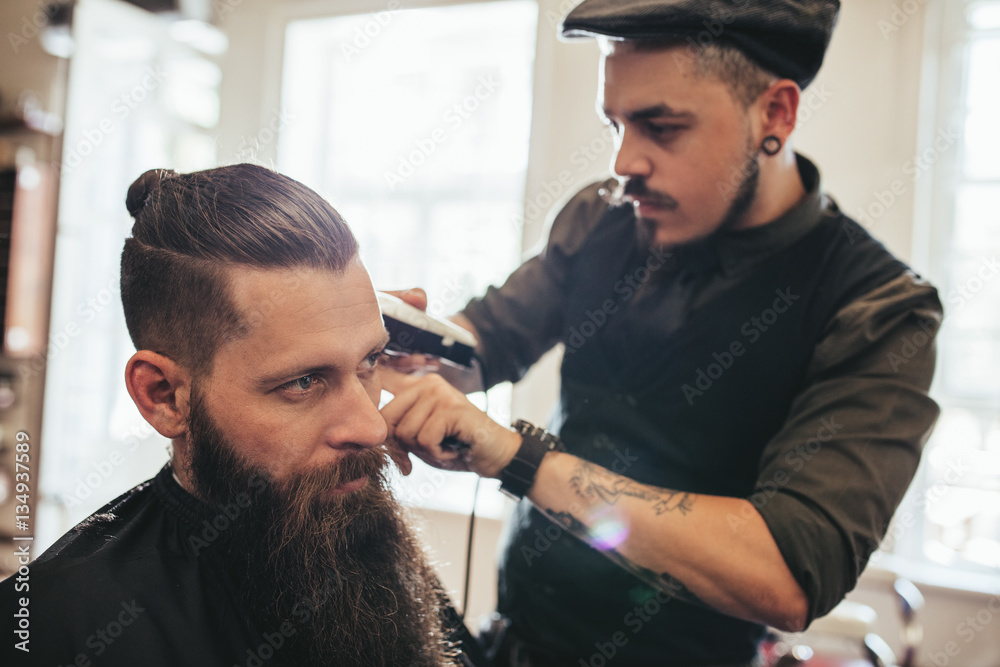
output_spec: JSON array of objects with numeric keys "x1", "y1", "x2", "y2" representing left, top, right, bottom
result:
[{"x1": 0, "y1": 0, "x2": 998, "y2": 664}]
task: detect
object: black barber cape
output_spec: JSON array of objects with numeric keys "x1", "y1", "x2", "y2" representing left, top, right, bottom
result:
[
  {"x1": 1, "y1": 466, "x2": 483, "y2": 667},
  {"x1": 1, "y1": 466, "x2": 263, "y2": 667}
]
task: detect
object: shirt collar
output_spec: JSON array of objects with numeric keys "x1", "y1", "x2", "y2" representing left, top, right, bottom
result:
[
  {"x1": 712, "y1": 153, "x2": 827, "y2": 278},
  {"x1": 153, "y1": 463, "x2": 219, "y2": 529}
]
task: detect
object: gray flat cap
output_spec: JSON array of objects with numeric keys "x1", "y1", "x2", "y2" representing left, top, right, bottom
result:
[{"x1": 560, "y1": 0, "x2": 841, "y2": 89}]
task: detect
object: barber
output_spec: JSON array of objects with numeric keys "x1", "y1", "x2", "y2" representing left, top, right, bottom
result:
[{"x1": 381, "y1": 1, "x2": 942, "y2": 665}]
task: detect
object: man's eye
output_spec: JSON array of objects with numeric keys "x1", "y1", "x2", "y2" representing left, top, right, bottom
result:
[
  {"x1": 281, "y1": 375, "x2": 316, "y2": 392},
  {"x1": 647, "y1": 123, "x2": 683, "y2": 139},
  {"x1": 362, "y1": 352, "x2": 385, "y2": 370}
]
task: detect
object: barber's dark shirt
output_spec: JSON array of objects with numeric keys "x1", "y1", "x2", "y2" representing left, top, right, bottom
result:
[{"x1": 462, "y1": 154, "x2": 942, "y2": 665}]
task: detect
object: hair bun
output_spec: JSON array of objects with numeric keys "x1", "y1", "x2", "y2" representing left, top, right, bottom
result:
[{"x1": 126, "y1": 168, "x2": 176, "y2": 218}]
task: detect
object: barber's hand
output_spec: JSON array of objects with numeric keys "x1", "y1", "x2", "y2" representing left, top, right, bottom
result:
[{"x1": 379, "y1": 367, "x2": 521, "y2": 479}]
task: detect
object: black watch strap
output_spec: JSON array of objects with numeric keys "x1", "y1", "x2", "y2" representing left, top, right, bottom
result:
[{"x1": 499, "y1": 420, "x2": 563, "y2": 501}]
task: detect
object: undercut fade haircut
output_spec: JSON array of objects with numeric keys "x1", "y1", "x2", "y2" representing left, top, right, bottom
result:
[
  {"x1": 120, "y1": 163, "x2": 359, "y2": 376},
  {"x1": 603, "y1": 37, "x2": 779, "y2": 108}
]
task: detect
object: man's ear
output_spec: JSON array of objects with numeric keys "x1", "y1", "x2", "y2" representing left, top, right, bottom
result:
[
  {"x1": 758, "y1": 79, "x2": 801, "y2": 148},
  {"x1": 125, "y1": 350, "x2": 192, "y2": 439}
]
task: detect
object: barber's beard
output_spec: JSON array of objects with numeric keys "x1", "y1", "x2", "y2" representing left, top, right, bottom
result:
[
  {"x1": 183, "y1": 390, "x2": 456, "y2": 667},
  {"x1": 606, "y1": 140, "x2": 762, "y2": 252}
]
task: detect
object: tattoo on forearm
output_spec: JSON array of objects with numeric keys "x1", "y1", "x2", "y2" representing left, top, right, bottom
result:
[{"x1": 569, "y1": 460, "x2": 695, "y2": 516}]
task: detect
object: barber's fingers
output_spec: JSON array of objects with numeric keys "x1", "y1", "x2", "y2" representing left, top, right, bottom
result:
[
  {"x1": 392, "y1": 388, "x2": 439, "y2": 444},
  {"x1": 384, "y1": 438, "x2": 413, "y2": 476},
  {"x1": 381, "y1": 287, "x2": 428, "y2": 311},
  {"x1": 381, "y1": 374, "x2": 476, "y2": 470},
  {"x1": 379, "y1": 365, "x2": 425, "y2": 396},
  {"x1": 381, "y1": 371, "x2": 458, "y2": 421}
]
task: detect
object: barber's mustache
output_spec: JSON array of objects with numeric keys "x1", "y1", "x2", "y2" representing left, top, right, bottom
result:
[{"x1": 602, "y1": 178, "x2": 679, "y2": 210}]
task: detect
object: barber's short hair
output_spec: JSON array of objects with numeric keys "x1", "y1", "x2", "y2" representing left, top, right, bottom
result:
[
  {"x1": 121, "y1": 164, "x2": 359, "y2": 375},
  {"x1": 602, "y1": 37, "x2": 779, "y2": 108}
]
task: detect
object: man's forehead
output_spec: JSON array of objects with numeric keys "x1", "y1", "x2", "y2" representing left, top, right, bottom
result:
[
  {"x1": 598, "y1": 45, "x2": 725, "y2": 116},
  {"x1": 223, "y1": 262, "x2": 382, "y2": 345}
]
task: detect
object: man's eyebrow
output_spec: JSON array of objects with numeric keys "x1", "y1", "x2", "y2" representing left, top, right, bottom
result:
[
  {"x1": 254, "y1": 329, "x2": 392, "y2": 388},
  {"x1": 372, "y1": 330, "x2": 391, "y2": 354},
  {"x1": 602, "y1": 104, "x2": 693, "y2": 122}
]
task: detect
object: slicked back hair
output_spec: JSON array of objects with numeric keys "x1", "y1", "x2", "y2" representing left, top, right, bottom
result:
[{"x1": 121, "y1": 164, "x2": 359, "y2": 376}]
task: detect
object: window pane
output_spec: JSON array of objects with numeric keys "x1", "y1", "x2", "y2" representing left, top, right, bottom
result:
[
  {"x1": 969, "y1": 3, "x2": 1000, "y2": 29},
  {"x1": 952, "y1": 184, "x2": 1000, "y2": 251},
  {"x1": 966, "y1": 39, "x2": 1000, "y2": 113},
  {"x1": 940, "y1": 332, "x2": 1000, "y2": 399},
  {"x1": 964, "y1": 111, "x2": 1000, "y2": 180}
]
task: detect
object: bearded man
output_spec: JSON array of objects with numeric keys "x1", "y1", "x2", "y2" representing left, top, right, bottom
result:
[{"x1": 0, "y1": 164, "x2": 460, "y2": 667}]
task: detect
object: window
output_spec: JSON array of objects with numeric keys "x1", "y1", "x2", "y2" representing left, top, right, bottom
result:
[
  {"x1": 879, "y1": 0, "x2": 1000, "y2": 581},
  {"x1": 278, "y1": 1, "x2": 539, "y2": 517},
  {"x1": 36, "y1": 0, "x2": 221, "y2": 553}
]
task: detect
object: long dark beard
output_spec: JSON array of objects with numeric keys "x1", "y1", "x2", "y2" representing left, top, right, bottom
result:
[{"x1": 183, "y1": 389, "x2": 456, "y2": 667}]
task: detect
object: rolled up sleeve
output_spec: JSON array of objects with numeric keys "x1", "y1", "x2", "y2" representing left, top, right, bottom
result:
[{"x1": 753, "y1": 272, "x2": 943, "y2": 624}]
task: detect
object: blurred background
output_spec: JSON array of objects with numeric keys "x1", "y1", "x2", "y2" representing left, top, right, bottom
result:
[{"x1": 0, "y1": 0, "x2": 997, "y2": 664}]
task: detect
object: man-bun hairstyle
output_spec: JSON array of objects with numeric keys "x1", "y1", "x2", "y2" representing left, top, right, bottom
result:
[{"x1": 120, "y1": 163, "x2": 359, "y2": 375}]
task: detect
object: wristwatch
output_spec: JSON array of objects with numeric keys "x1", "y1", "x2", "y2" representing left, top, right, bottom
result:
[{"x1": 499, "y1": 420, "x2": 564, "y2": 500}]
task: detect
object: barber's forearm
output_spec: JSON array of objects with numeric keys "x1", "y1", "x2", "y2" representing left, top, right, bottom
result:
[{"x1": 527, "y1": 452, "x2": 808, "y2": 631}]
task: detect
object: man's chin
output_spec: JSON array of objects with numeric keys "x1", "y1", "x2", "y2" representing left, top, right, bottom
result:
[{"x1": 638, "y1": 215, "x2": 713, "y2": 250}]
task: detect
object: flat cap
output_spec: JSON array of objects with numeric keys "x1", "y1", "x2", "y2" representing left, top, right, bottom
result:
[{"x1": 560, "y1": 0, "x2": 841, "y2": 89}]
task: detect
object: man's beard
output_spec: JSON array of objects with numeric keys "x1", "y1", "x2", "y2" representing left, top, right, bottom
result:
[{"x1": 183, "y1": 388, "x2": 456, "y2": 667}]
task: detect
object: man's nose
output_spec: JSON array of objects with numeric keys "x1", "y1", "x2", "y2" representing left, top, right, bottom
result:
[
  {"x1": 326, "y1": 378, "x2": 388, "y2": 450},
  {"x1": 612, "y1": 128, "x2": 653, "y2": 179}
]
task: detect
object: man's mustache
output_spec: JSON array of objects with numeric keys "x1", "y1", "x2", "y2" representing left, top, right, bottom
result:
[
  {"x1": 624, "y1": 179, "x2": 679, "y2": 209},
  {"x1": 601, "y1": 178, "x2": 679, "y2": 210}
]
